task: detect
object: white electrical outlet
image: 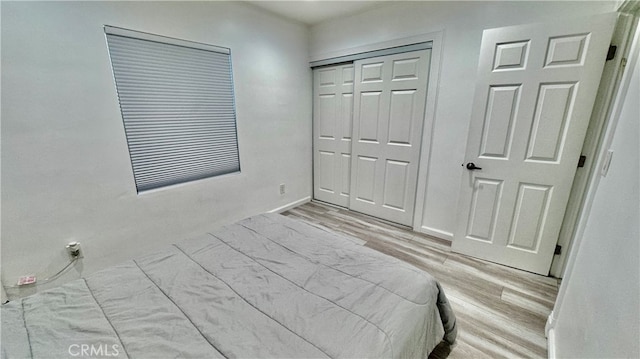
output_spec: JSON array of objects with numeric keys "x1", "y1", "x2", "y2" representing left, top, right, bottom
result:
[
  {"x1": 279, "y1": 183, "x2": 286, "y2": 195},
  {"x1": 66, "y1": 242, "x2": 81, "y2": 257}
]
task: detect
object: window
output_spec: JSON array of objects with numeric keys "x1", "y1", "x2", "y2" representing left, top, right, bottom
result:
[{"x1": 105, "y1": 26, "x2": 240, "y2": 193}]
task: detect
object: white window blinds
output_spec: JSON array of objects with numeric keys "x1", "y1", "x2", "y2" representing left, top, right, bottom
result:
[{"x1": 105, "y1": 26, "x2": 240, "y2": 193}]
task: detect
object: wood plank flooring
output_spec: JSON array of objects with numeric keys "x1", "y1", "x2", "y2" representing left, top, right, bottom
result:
[{"x1": 282, "y1": 201, "x2": 559, "y2": 359}]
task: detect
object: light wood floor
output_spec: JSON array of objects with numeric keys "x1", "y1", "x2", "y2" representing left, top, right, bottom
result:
[{"x1": 283, "y1": 201, "x2": 559, "y2": 359}]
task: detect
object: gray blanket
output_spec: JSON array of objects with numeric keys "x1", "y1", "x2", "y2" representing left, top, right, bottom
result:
[{"x1": 2, "y1": 213, "x2": 456, "y2": 358}]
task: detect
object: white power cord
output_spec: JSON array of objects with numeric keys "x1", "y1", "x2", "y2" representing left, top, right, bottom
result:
[{"x1": 4, "y1": 257, "x2": 79, "y2": 289}]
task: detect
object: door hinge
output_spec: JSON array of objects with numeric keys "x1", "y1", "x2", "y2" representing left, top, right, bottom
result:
[
  {"x1": 606, "y1": 45, "x2": 617, "y2": 61},
  {"x1": 555, "y1": 245, "x2": 562, "y2": 255},
  {"x1": 577, "y1": 155, "x2": 586, "y2": 168}
]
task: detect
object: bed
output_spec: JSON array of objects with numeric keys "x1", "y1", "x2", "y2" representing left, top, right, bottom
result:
[{"x1": 1, "y1": 213, "x2": 457, "y2": 358}]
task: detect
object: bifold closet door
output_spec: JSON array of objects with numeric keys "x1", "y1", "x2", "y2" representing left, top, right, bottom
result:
[
  {"x1": 313, "y1": 64, "x2": 355, "y2": 207},
  {"x1": 349, "y1": 50, "x2": 431, "y2": 226}
]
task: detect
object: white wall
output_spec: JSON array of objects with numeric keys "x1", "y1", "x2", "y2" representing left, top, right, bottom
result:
[
  {"x1": 551, "y1": 27, "x2": 639, "y2": 358},
  {"x1": 1, "y1": 1, "x2": 311, "y2": 296},
  {"x1": 310, "y1": 1, "x2": 617, "y2": 239}
]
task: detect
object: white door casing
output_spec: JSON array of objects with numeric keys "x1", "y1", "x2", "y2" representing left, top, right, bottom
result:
[
  {"x1": 313, "y1": 64, "x2": 355, "y2": 207},
  {"x1": 452, "y1": 13, "x2": 617, "y2": 275},
  {"x1": 350, "y1": 50, "x2": 431, "y2": 226}
]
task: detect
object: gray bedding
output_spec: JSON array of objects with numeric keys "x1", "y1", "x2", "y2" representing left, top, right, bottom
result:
[{"x1": 1, "y1": 213, "x2": 457, "y2": 358}]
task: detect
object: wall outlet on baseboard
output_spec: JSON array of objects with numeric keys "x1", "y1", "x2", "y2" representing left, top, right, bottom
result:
[{"x1": 279, "y1": 183, "x2": 286, "y2": 195}]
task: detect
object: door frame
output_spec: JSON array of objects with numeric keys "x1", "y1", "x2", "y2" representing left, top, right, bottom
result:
[
  {"x1": 547, "y1": 4, "x2": 640, "y2": 350},
  {"x1": 309, "y1": 31, "x2": 444, "y2": 232},
  {"x1": 550, "y1": 12, "x2": 637, "y2": 277}
]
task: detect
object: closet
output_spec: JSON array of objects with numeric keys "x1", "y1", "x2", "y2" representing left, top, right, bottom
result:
[
  {"x1": 313, "y1": 64, "x2": 354, "y2": 208},
  {"x1": 313, "y1": 49, "x2": 431, "y2": 226}
]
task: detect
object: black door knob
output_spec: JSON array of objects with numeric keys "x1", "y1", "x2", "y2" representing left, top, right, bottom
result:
[{"x1": 466, "y1": 162, "x2": 482, "y2": 170}]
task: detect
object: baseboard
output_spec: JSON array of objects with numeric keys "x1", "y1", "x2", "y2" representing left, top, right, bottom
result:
[
  {"x1": 1, "y1": 282, "x2": 7, "y2": 304},
  {"x1": 545, "y1": 310, "x2": 555, "y2": 337},
  {"x1": 419, "y1": 225, "x2": 454, "y2": 241},
  {"x1": 547, "y1": 327, "x2": 556, "y2": 359},
  {"x1": 546, "y1": 311, "x2": 556, "y2": 358},
  {"x1": 268, "y1": 196, "x2": 311, "y2": 214}
]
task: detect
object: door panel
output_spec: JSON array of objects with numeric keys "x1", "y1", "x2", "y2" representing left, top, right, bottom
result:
[
  {"x1": 317, "y1": 151, "x2": 335, "y2": 193},
  {"x1": 355, "y1": 156, "x2": 377, "y2": 203},
  {"x1": 392, "y1": 57, "x2": 421, "y2": 79},
  {"x1": 317, "y1": 94, "x2": 336, "y2": 139},
  {"x1": 526, "y1": 82, "x2": 577, "y2": 162},
  {"x1": 466, "y1": 178, "x2": 503, "y2": 243},
  {"x1": 340, "y1": 153, "x2": 351, "y2": 197},
  {"x1": 349, "y1": 50, "x2": 431, "y2": 226},
  {"x1": 493, "y1": 41, "x2": 529, "y2": 70},
  {"x1": 479, "y1": 85, "x2": 520, "y2": 159},
  {"x1": 341, "y1": 94, "x2": 353, "y2": 141},
  {"x1": 313, "y1": 64, "x2": 354, "y2": 207},
  {"x1": 382, "y1": 160, "x2": 410, "y2": 211},
  {"x1": 358, "y1": 92, "x2": 383, "y2": 142},
  {"x1": 388, "y1": 90, "x2": 416, "y2": 145},
  {"x1": 507, "y1": 183, "x2": 552, "y2": 251},
  {"x1": 362, "y1": 62, "x2": 384, "y2": 82},
  {"x1": 452, "y1": 13, "x2": 616, "y2": 274},
  {"x1": 544, "y1": 34, "x2": 589, "y2": 67}
]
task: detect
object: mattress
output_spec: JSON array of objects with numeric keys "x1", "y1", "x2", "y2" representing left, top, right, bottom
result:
[{"x1": 1, "y1": 213, "x2": 457, "y2": 358}]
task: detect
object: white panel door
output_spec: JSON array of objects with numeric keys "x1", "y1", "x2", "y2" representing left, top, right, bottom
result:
[
  {"x1": 350, "y1": 50, "x2": 431, "y2": 226},
  {"x1": 313, "y1": 64, "x2": 354, "y2": 207},
  {"x1": 453, "y1": 13, "x2": 617, "y2": 274}
]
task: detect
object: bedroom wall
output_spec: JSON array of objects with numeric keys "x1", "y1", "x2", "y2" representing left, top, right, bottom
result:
[
  {"x1": 1, "y1": 1, "x2": 311, "y2": 296},
  {"x1": 309, "y1": 1, "x2": 618, "y2": 240},
  {"x1": 552, "y1": 27, "x2": 639, "y2": 358}
]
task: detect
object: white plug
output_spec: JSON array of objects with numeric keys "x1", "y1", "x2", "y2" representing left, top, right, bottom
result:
[{"x1": 66, "y1": 242, "x2": 81, "y2": 258}]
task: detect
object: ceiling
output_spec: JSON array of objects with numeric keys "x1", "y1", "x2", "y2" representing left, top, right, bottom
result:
[{"x1": 246, "y1": 1, "x2": 394, "y2": 26}]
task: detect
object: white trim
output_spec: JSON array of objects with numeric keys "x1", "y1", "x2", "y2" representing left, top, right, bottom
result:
[
  {"x1": 551, "y1": 13, "x2": 640, "y2": 330},
  {"x1": 310, "y1": 42, "x2": 432, "y2": 68},
  {"x1": 419, "y1": 225, "x2": 454, "y2": 241},
  {"x1": 411, "y1": 31, "x2": 444, "y2": 233},
  {"x1": 309, "y1": 32, "x2": 443, "y2": 63},
  {"x1": 546, "y1": 310, "x2": 557, "y2": 358},
  {"x1": 310, "y1": 199, "x2": 346, "y2": 211},
  {"x1": 545, "y1": 310, "x2": 556, "y2": 337},
  {"x1": 547, "y1": 328, "x2": 557, "y2": 359},
  {"x1": 619, "y1": 0, "x2": 640, "y2": 14},
  {"x1": 549, "y1": 13, "x2": 635, "y2": 277},
  {"x1": 268, "y1": 196, "x2": 311, "y2": 214},
  {"x1": 1, "y1": 281, "x2": 7, "y2": 304}
]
